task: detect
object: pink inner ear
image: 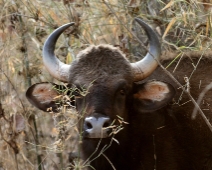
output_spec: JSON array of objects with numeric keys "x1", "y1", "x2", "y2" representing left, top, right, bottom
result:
[
  {"x1": 32, "y1": 84, "x2": 59, "y2": 103},
  {"x1": 134, "y1": 81, "x2": 170, "y2": 102}
]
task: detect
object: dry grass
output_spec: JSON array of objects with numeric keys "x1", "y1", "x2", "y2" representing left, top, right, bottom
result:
[{"x1": 1, "y1": 0, "x2": 212, "y2": 169}]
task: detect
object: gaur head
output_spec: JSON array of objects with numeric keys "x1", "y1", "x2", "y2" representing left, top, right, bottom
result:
[{"x1": 26, "y1": 18, "x2": 175, "y2": 139}]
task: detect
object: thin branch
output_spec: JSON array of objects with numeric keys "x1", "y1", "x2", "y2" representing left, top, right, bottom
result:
[
  {"x1": 0, "y1": 68, "x2": 26, "y2": 114},
  {"x1": 102, "y1": 153, "x2": 116, "y2": 170},
  {"x1": 16, "y1": 7, "x2": 43, "y2": 170},
  {"x1": 192, "y1": 82, "x2": 212, "y2": 119}
]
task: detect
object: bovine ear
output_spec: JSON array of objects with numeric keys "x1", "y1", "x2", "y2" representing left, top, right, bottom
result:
[
  {"x1": 26, "y1": 82, "x2": 66, "y2": 112},
  {"x1": 133, "y1": 80, "x2": 175, "y2": 112}
]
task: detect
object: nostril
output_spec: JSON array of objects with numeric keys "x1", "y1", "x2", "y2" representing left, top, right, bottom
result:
[
  {"x1": 86, "y1": 122, "x2": 93, "y2": 129},
  {"x1": 84, "y1": 116, "x2": 111, "y2": 138},
  {"x1": 84, "y1": 116, "x2": 110, "y2": 130}
]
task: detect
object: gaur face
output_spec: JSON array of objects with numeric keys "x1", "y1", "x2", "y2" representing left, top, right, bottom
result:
[
  {"x1": 66, "y1": 45, "x2": 133, "y2": 138},
  {"x1": 26, "y1": 18, "x2": 175, "y2": 141}
]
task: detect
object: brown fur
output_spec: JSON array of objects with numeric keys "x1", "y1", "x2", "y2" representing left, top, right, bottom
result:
[
  {"x1": 68, "y1": 44, "x2": 133, "y2": 85},
  {"x1": 145, "y1": 56, "x2": 212, "y2": 169}
]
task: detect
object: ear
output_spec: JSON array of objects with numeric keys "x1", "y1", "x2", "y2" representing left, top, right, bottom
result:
[
  {"x1": 26, "y1": 82, "x2": 66, "y2": 112},
  {"x1": 133, "y1": 80, "x2": 175, "y2": 112}
]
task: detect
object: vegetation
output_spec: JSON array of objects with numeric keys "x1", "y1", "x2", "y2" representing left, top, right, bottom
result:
[{"x1": 0, "y1": 0, "x2": 212, "y2": 169}]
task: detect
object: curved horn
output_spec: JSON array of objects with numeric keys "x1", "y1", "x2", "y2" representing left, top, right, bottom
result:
[
  {"x1": 42, "y1": 23, "x2": 75, "y2": 82},
  {"x1": 131, "y1": 18, "x2": 161, "y2": 82}
]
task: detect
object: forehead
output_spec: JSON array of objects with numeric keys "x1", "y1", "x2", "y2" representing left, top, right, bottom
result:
[{"x1": 68, "y1": 44, "x2": 133, "y2": 85}]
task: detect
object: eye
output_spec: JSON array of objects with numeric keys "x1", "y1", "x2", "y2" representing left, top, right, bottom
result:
[
  {"x1": 120, "y1": 89, "x2": 126, "y2": 95},
  {"x1": 73, "y1": 89, "x2": 81, "y2": 97}
]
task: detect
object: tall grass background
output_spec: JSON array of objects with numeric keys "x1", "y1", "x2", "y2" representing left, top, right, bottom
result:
[{"x1": 0, "y1": 0, "x2": 212, "y2": 169}]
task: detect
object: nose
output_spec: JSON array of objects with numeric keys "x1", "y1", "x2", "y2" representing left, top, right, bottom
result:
[{"x1": 84, "y1": 116, "x2": 111, "y2": 138}]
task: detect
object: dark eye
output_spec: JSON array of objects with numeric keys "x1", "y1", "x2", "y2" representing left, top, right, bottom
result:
[
  {"x1": 73, "y1": 90, "x2": 81, "y2": 97},
  {"x1": 120, "y1": 89, "x2": 126, "y2": 95}
]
